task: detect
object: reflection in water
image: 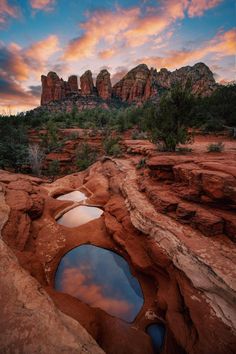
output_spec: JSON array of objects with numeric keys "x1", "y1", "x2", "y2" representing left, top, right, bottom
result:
[
  {"x1": 146, "y1": 323, "x2": 165, "y2": 353},
  {"x1": 55, "y1": 245, "x2": 144, "y2": 322},
  {"x1": 57, "y1": 191, "x2": 86, "y2": 202},
  {"x1": 57, "y1": 206, "x2": 103, "y2": 227}
]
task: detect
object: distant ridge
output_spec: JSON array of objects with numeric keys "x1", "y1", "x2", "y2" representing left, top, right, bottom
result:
[{"x1": 39, "y1": 62, "x2": 217, "y2": 113}]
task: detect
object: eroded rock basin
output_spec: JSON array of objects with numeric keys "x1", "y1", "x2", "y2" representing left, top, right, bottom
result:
[
  {"x1": 57, "y1": 206, "x2": 103, "y2": 227},
  {"x1": 55, "y1": 244, "x2": 144, "y2": 322}
]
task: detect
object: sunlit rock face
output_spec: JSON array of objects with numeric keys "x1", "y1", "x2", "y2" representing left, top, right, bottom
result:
[
  {"x1": 96, "y1": 69, "x2": 112, "y2": 100},
  {"x1": 112, "y1": 64, "x2": 150, "y2": 102},
  {"x1": 80, "y1": 70, "x2": 95, "y2": 95},
  {"x1": 55, "y1": 245, "x2": 144, "y2": 322},
  {"x1": 41, "y1": 72, "x2": 79, "y2": 105},
  {"x1": 40, "y1": 62, "x2": 217, "y2": 109}
]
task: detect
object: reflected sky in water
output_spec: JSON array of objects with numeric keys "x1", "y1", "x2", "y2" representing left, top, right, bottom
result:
[
  {"x1": 57, "y1": 191, "x2": 87, "y2": 202},
  {"x1": 55, "y1": 245, "x2": 144, "y2": 322},
  {"x1": 57, "y1": 206, "x2": 103, "y2": 227},
  {"x1": 146, "y1": 323, "x2": 165, "y2": 353}
]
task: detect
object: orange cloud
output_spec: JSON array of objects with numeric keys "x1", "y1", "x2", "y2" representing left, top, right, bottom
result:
[
  {"x1": 138, "y1": 29, "x2": 236, "y2": 70},
  {"x1": 26, "y1": 35, "x2": 60, "y2": 62},
  {"x1": 0, "y1": 0, "x2": 20, "y2": 25},
  {"x1": 30, "y1": 0, "x2": 55, "y2": 11},
  {"x1": 98, "y1": 49, "x2": 117, "y2": 60},
  {"x1": 187, "y1": 0, "x2": 222, "y2": 17},
  {"x1": 63, "y1": 7, "x2": 140, "y2": 60},
  {"x1": 63, "y1": 0, "x2": 222, "y2": 60},
  {"x1": 60, "y1": 267, "x2": 133, "y2": 319}
]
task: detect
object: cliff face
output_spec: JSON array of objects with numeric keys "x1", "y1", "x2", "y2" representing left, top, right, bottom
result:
[
  {"x1": 96, "y1": 69, "x2": 112, "y2": 100},
  {"x1": 41, "y1": 72, "x2": 79, "y2": 105},
  {"x1": 40, "y1": 62, "x2": 217, "y2": 107}
]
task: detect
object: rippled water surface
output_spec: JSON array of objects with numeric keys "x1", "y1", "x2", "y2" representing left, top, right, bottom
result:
[
  {"x1": 146, "y1": 323, "x2": 165, "y2": 352},
  {"x1": 57, "y1": 191, "x2": 87, "y2": 202},
  {"x1": 57, "y1": 206, "x2": 103, "y2": 227},
  {"x1": 55, "y1": 245, "x2": 144, "y2": 322}
]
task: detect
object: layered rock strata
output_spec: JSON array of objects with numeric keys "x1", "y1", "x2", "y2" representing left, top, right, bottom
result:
[
  {"x1": 40, "y1": 62, "x2": 217, "y2": 107},
  {"x1": 0, "y1": 145, "x2": 235, "y2": 354}
]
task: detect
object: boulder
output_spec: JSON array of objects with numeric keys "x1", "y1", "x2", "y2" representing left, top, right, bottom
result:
[{"x1": 0, "y1": 239, "x2": 104, "y2": 354}]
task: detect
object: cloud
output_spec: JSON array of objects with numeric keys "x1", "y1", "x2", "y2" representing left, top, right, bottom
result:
[
  {"x1": 0, "y1": 72, "x2": 40, "y2": 113},
  {"x1": 137, "y1": 29, "x2": 236, "y2": 70},
  {"x1": 187, "y1": 0, "x2": 222, "y2": 17},
  {"x1": 0, "y1": 0, "x2": 20, "y2": 26},
  {"x1": 0, "y1": 35, "x2": 60, "y2": 81},
  {"x1": 63, "y1": 0, "x2": 222, "y2": 61},
  {"x1": 25, "y1": 35, "x2": 60, "y2": 63},
  {"x1": 60, "y1": 267, "x2": 133, "y2": 318},
  {"x1": 0, "y1": 35, "x2": 60, "y2": 113},
  {"x1": 29, "y1": 0, "x2": 55, "y2": 11},
  {"x1": 111, "y1": 67, "x2": 128, "y2": 85},
  {"x1": 63, "y1": 7, "x2": 140, "y2": 60},
  {"x1": 98, "y1": 49, "x2": 117, "y2": 60}
]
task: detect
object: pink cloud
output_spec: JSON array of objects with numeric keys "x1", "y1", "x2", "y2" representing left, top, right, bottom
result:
[
  {"x1": 63, "y1": 7, "x2": 140, "y2": 60},
  {"x1": 187, "y1": 0, "x2": 222, "y2": 17},
  {"x1": 30, "y1": 0, "x2": 55, "y2": 11},
  {"x1": 0, "y1": 0, "x2": 20, "y2": 25},
  {"x1": 63, "y1": 0, "x2": 222, "y2": 61},
  {"x1": 137, "y1": 29, "x2": 236, "y2": 70},
  {"x1": 60, "y1": 267, "x2": 133, "y2": 318}
]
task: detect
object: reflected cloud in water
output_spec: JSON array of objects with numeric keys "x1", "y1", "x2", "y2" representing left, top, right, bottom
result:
[
  {"x1": 57, "y1": 206, "x2": 103, "y2": 227},
  {"x1": 57, "y1": 191, "x2": 87, "y2": 202},
  {"x1": 55, "y1": 245, "x2": 144, "y2": 322}
]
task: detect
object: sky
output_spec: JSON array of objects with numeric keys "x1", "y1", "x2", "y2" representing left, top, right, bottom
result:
[{"x1": 0, "y1": 0, "x2": 235, "y2": 113}]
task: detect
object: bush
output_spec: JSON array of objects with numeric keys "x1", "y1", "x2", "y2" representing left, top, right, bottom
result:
[
  {"x1": 103, "y1": 136, "x2": 122, "y2": 157},
  {"x1": 47, "y1": 160, "x2": 60, "y2": 177},
  {"x1": 136, "y1": 158, "x2": 146, "y2": 169},
  {"x1": 144, "y1": 83, "x2": 195, "y2": 151},
  {"x1": 207, "y1": 142, "x2": 224, "y2": 152},
  {"x1": 76, "y1": 143, "x2": 97, "y2": 171}
]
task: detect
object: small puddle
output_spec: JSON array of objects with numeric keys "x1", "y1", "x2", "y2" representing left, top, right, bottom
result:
[
  {"x1": 57, "y1": 191, "x2": 87, "y2": 202},
  {"x1": 57, "y1": 206, "x2": 103, "y2": 227},
  {"x1": 55, "y1": 245, "x2": 144, "y2": 322},
  {"x1": 146, "y1": 323, "x2": 165, "y2": 353}
]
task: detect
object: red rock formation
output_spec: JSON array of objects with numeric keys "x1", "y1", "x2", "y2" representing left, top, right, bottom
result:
[
  {"x1": 40, "y1": 62, "x2": 217, "y2": 107},
  {"x1": 80, "y1": 70, "x2": 94, "y2": 95},
  {"x1": 112, "y1": 64, "x2": 150, "y2": 102},
  {"x1": 68, "y1": 75, "x2": 78, "y2": 93},
  {"x1": 41, "y1": 72, "x2": 65, "y2": 105},
  {"x1": 96, "y1": 69, "x2": 112, "y2": 100},
  {"x1": 41, "y1": 72, "x2": 79, "y2": 105}
]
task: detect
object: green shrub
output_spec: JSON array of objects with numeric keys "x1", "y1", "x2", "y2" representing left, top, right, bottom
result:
[
  {"x1": 76, "y1": 143, "x2": 97, "y2": 171},
  {"x1": 103, "y1": 136, "x2": 122, "y2": 156},
  {"x1": 207, "y1": 142, "x2": 224, "y2": 152},
  {"x1": 144, "y1": 83, "x2": 194, "y2": 151},
  {"x1": 136, "y1": 158, "x2": 146, "y2": 169},
  {"x1": 47, "y1": 160, "x2": 60, "y2": 177}
]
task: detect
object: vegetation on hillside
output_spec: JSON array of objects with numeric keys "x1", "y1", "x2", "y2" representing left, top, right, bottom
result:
[{"x1": 0, "y1": 83, "x2": 235, "y2": 175}]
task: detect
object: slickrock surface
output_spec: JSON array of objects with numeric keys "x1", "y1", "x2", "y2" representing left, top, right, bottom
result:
[
  {"x1": 0, "y1": 141, "x2": 235, "y2": 354},
  {"x1": 0, "y1": 181, "x2": 104, "y2": 354}
]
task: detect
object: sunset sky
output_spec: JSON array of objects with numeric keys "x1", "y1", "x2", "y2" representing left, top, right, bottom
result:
[{"x1": 0, "y1": 0, "x2": 235, "y2": 113}]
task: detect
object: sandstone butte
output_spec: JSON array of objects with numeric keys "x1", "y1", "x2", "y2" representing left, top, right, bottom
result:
[
  {"x1": 0, "y1": 134, "x2": 236, "y2": 354},
  {"x1": 40, "y1": 62, "x2": 217, "y2": 109}
]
